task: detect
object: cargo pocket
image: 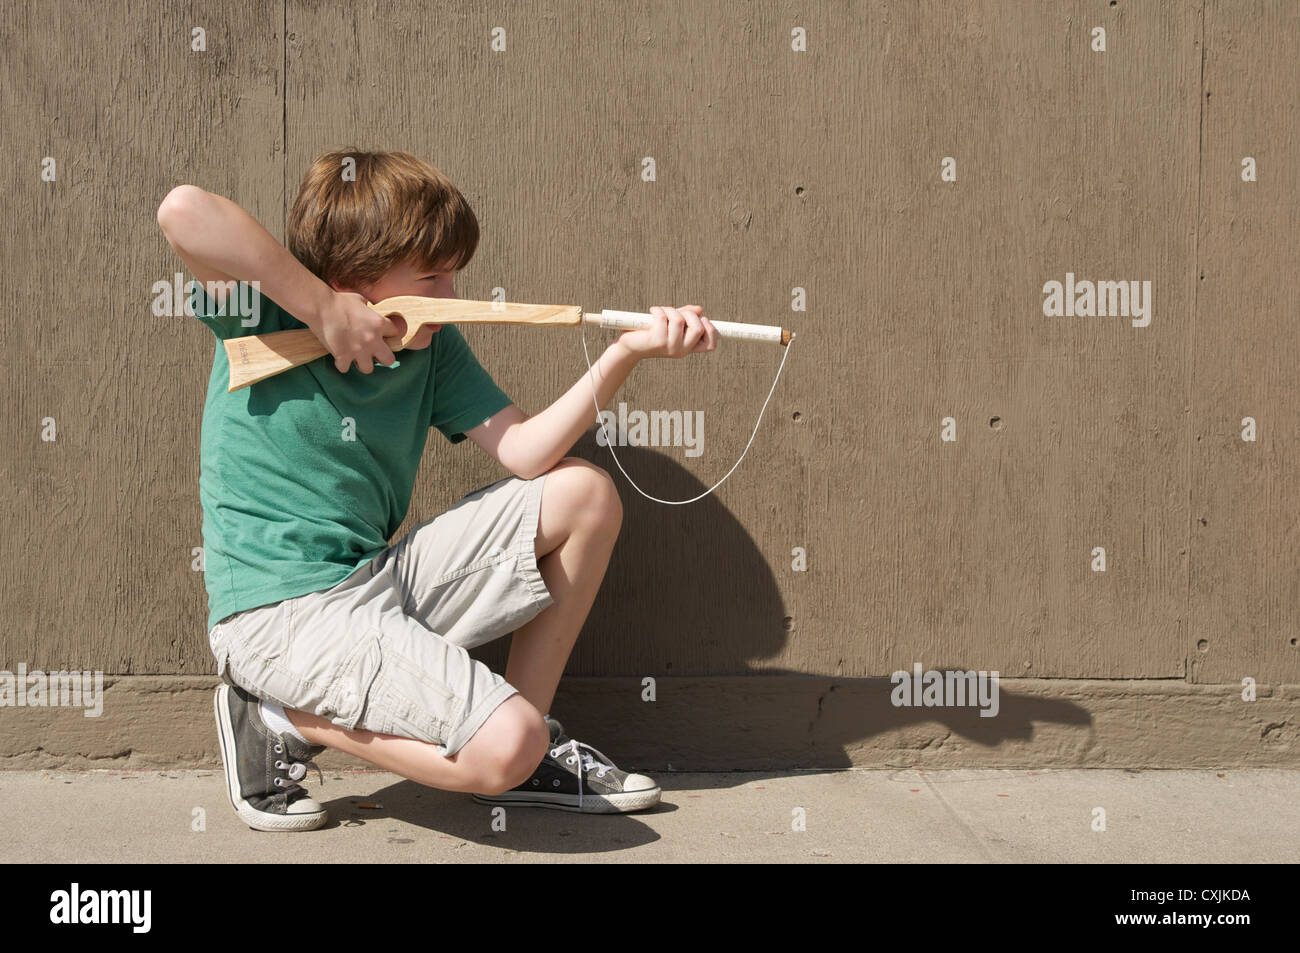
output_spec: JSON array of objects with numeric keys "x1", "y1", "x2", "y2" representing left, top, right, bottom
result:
[
  {"x1": 371, "y1": 649, "x2": 457, "y2": 745},
  {"x1": 321, "y1": 630, "x2": 383, "y2": 731}
]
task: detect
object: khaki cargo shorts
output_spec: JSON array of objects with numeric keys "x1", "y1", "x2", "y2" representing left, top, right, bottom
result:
[{"x1": 206, "y1": 473, "x2": 553, "y2": 757}]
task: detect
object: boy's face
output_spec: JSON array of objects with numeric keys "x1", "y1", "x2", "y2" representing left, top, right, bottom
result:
[{"x1": 332, "y1": 258, "x2": 459, "y2": 351}]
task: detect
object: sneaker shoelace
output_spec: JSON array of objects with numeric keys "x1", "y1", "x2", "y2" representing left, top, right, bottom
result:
[
  {"x1": 272, "y1": 740, "x2": 324, "y2": 802},
  {"x1": 551, "y1": 739, "x2": 616, "y2": 810}
]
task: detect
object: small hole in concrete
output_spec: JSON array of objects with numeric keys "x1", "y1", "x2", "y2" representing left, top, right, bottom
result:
[
  {"x1": 1196, "y1": 639, "x2": 1209, "y2": 653},
  {"x1": 989, "y1": 416, "x2": 1003, "y2": 430},
  {"x1": 792, "y1": 411, "x2": 802, "y2": 422},
  {"x1": 782, "y1": 616, "x2": 795, "y2": 631},
  {"x1": 795, "y1": 186, "x2": 805, "y2": 196}
]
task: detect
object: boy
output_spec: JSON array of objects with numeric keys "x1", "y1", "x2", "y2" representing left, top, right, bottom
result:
[{"x1": 157, "y1": 149, "x2": 717, "y2": 831}]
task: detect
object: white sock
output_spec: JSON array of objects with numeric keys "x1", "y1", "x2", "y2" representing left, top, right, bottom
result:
[{"x1": 260, "y1": 699, "x2": 310, "y2": 745}]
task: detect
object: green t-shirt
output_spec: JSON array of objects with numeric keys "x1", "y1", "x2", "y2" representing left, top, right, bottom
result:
[{"x1": 189, "y1": 280, "x2": 513, "y2": 630}]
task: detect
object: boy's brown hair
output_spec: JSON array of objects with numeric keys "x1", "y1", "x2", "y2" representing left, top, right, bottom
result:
[{"x1": 286, "y1": 149, "x2": 479, "y2": 288}]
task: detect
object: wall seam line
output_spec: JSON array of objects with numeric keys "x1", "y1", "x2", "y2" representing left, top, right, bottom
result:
[{"x1": 1186, "y1": 0, "x2": 1208, "y2": 686}]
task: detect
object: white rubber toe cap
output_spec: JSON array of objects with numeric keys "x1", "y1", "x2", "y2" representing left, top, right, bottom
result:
[
  {"x1": 286, "y1": 796, "x2": 326, "y2": 815},
  {"x1": 622, "y1": 772, "x2": 659, "y2": 793}
]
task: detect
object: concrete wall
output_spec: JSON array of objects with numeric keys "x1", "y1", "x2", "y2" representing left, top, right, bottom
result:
[{"x1": 1, "y1": 0, "x2": 1296, "y2": 769}]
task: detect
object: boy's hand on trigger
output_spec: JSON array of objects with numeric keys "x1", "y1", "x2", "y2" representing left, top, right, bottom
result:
[
  {"x1": 615, "y1": 305, "x2": 718, "y2": 360},
  {"x1": 316, "y1": 291, "x2": 401, "y2": 375}
]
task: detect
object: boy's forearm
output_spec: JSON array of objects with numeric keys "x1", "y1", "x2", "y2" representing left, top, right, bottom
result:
[
  {"x1": 157, "y1": 185, "x2": 334, "y2": 331},
  {"x1": 509, "y1": 340, "x2": 641, "y2": 479}
]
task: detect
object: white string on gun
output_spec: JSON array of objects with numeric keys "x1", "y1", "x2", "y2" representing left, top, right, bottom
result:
[{"x1": 579, "y1": 317, "x2": 797, "y2": 505}]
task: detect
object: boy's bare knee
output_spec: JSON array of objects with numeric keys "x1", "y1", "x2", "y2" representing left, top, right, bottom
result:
[
  {"x1": 495, "y1": 715, "x2": 550, "y2": 793},
  {"x1": 551, "y1": 458, "x2": 622, "y2": 530},
  {"x1": 466, "y1": 696, "x2": 549, "y2": 795}
]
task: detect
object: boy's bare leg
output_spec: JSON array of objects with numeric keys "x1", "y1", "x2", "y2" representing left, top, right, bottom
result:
[
  {"x1": 285, "y1": 695, "x2": 548, "y2": 795},
  {"x1": 504, "y1": 458, "x2": 623, "y2": 715},
  {"x1": 283, "y1": 458, "x2": 621, "y2": 792}
]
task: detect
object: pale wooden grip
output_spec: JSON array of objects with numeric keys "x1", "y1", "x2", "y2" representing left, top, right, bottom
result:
[{"x1": 224, "y1": 330, "x2": 330, "y2": 391}]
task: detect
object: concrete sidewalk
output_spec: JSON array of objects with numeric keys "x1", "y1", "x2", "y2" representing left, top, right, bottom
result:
[{"x1": 2, "y1": 768, "x2": 1296, "y2": 863}]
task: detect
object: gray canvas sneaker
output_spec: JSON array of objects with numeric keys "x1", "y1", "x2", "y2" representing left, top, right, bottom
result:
[
  {"x1": 472, "y1": 716, "x2": 661, "y2": 813},
  {"x1": 214, "y1": 682, "x2": 329, "y2": 831}
]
